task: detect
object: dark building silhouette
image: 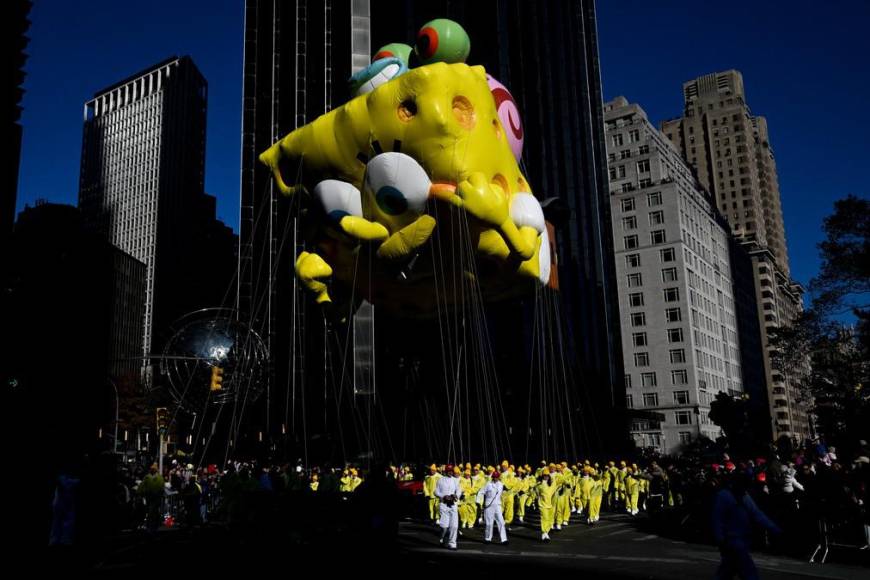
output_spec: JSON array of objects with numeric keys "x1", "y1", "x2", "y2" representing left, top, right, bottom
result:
[
  {"x1": 79, "y1": 56, "x2": 237, "y2": 371},
  {"x1": 239, "y1": 0, "x2": 625, "y2": 460},
  {"x1": 372, "y1": 0, "x2": 626, "y2": 456},
  {"x1": 3, "y1": 0, "x2": 31, "y2": 240},
  {"x1": 237, "y1": 0, "x2": 371, "y2": 444},
  {"x1": 2, "y1": 202, "x2": 145, "y2": 460}
]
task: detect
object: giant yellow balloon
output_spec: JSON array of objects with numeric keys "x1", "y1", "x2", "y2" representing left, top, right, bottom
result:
[{"x1": 260, "y1": 60, "x2": 550, "y2": 313}]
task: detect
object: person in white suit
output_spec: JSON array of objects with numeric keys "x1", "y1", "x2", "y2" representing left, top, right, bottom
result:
[
  {"x1": 435, "y1": 464, "x2": 463, "y2": 550},
  {"x1": 477, "y1": 470, "x2": 509, "y2": 544}
]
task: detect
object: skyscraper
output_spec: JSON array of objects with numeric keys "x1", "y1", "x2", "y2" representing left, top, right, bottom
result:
[
  {"x1": 79, "y1": 56, "x2": 235, "y2": 370},
  {"x1": 661, "y1": 71, "x2": 810, "y2": 441},
  {"x1": 3, "y1": 0, "x2": 32, "y2": 240},
  {"x1": 240, "y1": 0, "x2": 625, "y2": 457},
  {"x1": 373, "y1": 0, "x2": 626, "y2": 453},
  {"x1": 605, "y1": 97, "x2": 745, "y2": 453}
]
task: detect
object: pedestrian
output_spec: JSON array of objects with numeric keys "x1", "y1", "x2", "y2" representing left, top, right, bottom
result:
[
  {"x1": 477, "y1": 471, "x2": 508, "y2": 544},
  {"x1": 435, "y1": 464, "x2": 463, "y2": 550},
  {"x1": 712, "y1": 472, "x2": 781, "y2": 580}
]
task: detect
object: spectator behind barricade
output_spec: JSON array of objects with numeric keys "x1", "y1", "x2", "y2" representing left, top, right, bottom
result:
[{"x1": 350, "y1": 461, "x2": 400, "y2": 552}]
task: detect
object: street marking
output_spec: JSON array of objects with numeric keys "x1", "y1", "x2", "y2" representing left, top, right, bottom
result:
[{"x1": 633, "y1": 534, "x2": 658, "y2": 541}]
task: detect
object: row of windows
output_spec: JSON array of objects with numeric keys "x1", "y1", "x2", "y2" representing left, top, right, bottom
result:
[
  {"x1": 621, "y1": 209, "x2": 665, "y2": 230},
  {"x1": 620, "y1": 192, "x2": 662, "y2": 212},
  {"x1": 629, "y1": 347, "x2": 687, "y2": 367},
  {"x1": 625, "y1": 390, "x2": 691, "y2": 408},
  {"x1": 631, "y1": 327, "x2": 684, "y2": 348},
  {"x1": 625, "y1": 267, "x2": 679, "y2": 287},
  {"x1": 624, "y1": 229, "x2": 667, "y2": 249}
]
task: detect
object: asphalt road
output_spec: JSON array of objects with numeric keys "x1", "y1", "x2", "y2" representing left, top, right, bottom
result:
[{"x1": 41, "y1": 509, "x2": 868, "y2": 577}]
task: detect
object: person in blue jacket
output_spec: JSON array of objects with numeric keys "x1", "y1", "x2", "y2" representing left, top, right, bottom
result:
[{"x1": 712, "y1": 471, "x2": 782, "y2": 580}]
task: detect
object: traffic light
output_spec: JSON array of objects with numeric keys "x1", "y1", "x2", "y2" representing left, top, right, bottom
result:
[
  {"x1": 156, "y1": 407, "x2": 169, "y2": 435},
  {"x1": 210, "y1": 366, "x2": 224, "y2": 391}
]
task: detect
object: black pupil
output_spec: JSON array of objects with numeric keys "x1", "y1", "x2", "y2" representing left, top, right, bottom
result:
[
  {"x1": 401, "y1": 100, "x2": 417, "y2": 115},
  {"x1": 417, "y1": 35, "x2": 430, "y2": 53}
]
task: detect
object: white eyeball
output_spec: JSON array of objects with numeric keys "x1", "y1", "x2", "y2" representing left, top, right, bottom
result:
[
  {"x1": 364, "y1": 152, "x2": 431, "y2": 219},
  {"x1": 510, "y1": 193, "x2": 546, "y2": 233},
  {"x1": 313, "y1": 180, "x2": 362, "y2": 221},
  {"x1": 538, "y1": 226, "x2": 552, "y2": 285}
]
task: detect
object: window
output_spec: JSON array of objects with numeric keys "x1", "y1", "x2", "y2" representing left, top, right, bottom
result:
[
  {"x1": 629, "y1": 292, "x2": 644, "y2": 307},
  {"x1": 669, "y1": 348, "x2": 686, "y2": 364},
  {"x1": 629, "y1": 129, "x2": 640, "y2": 142},
  {"x1": 666, "y1": 307, "x2": 682, "y2": 323},
  {"x1": 625, "y1": 253, "x2": 641, "y2": 268},
  {"x1": 639, "y1": 178, "x2": 652, "y2": 188},
  {"x1": 620, "y1": 149, "x2": 631, "y2": 160},
  {"x1": 637, "y1": 159, "x2": 650, "y2": 173},
  {"x1": 621, "y1": 198, "x2": 635, "y2": 212},
  {"x1": 675, "y1": 411, "x2": 692, "y2": 425},
  {"x1": 633, "y1": 352, "x2": 649, "y2": 366},
  {"x1": 661, "y1": 247, "x2": 676, "y2": 262},
  {"x1": 624, "y1": 235, "x2": 638, "y2": 250},
  {"x1": 664, "y1": 287, "x2": 680, "y2": 302},
  {"x1": 616, "y1": 165, "x2": 626, "y2": 178},
  {"x1": 641, "y1": 372, "x2": 657, "y2": 387},
  {"x1": 639, "y1": 144, "x2": 649, "y2": 155},
  {"x1": 672, "y1": 391, "x2": 689, "y2": 406},
  {"x1": 643, "y1": 393, "x2": 659, "y2": 407},
  {"x1": 624, "y1": 374, "x2": 632, "y2": 389},
  {"x1": 622, "y1": 216, "x2": 637, "y2": 230},
  {"x1": 671, "y1": 369, "x2": 688, "y2": 385},
  {"x1": 649, "y1": 210, "x2": 664, "y2": 225},
  {"x1": 651, "y1": 229, "x2": 667, "y2": 244},
  {"x1": 632, "y1": 332, "x2": 648, "y2": 347},
  {"x1": 662, "y1": 267, "x2": 678, "y2": 283},
  {"x1": 668, "y1": 328, "x2": 684, "y2": 343},
  {"x1": 648, "y1": 192, "x2": 662, "y2": 206},
  {"x1": 611, "y1": 133, "x2": 624, "y2": 147},
  {"x1": 630, "y1": 312, "x2": 646, "y2": 327},
  {"x1": 679, "y1": 431, "x2": 692, "y2": 444},
  {"x1": 627, "y1": 273, "x2": 642, "y2": 287},
  {"x1": 625, "y1": 394, "x2": 634, "y2": 409}
]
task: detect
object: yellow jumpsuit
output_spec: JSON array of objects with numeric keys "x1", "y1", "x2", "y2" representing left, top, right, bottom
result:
[
  {"x1": 459, "y1": 476, "x2": 474, "y2": 527},
  {"x1": 555, "y1": 471, "x2": 573, "y2": 526},
  {"x1": 515, "y1": 476, "x2": 530, "y2": 521},
  {"x1": 625, "y1": 474, "x2": 640, "y2": 514},
  {"x1": 577, "y1": 475, "x2": 593, "y2": 520},
  {"x1": 501, "y1": 470, "x2": 517, "y2": 525},
  {"x1": 536, "y1": 478, "x2": 562, "y2": 535},
  {"x1": 615, "y1": 468, "x2": 628, "y2": 503},
  {"x1": 339, "y1": 475, "x2": 352, "y2": 492},
  {"x1": 423, "y1": 473, "x2": 442, "y2": 522},
  {"x1": 589, "y1": 476, "x2": 603, "y2": 522}
]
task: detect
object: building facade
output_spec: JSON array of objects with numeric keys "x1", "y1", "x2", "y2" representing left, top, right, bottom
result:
[
  {"x1": 661, "y1": 71, "x2": 810, "y2": 441},
  {"x1": 79, "y1": 56, "x2": 236, "y2": 370},
  {"x1": 373, "y1": 0, "x2": 626, "y2": 455},
  {"x1": 605, "y1": 97, "x2": 746, "y2": 454},
  {"x1": 3, "y1": 0, "x2": 32, "y2": 240}
]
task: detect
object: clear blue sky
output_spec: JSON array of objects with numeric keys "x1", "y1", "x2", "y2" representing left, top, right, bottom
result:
[{"x1": 16, "y1": 1, "x2": 869, "y2": 287}]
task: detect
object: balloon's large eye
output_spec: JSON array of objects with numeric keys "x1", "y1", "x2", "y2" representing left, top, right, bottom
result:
[
  {"x1": 365, "y1": 153, "x2": 431, "y2": 217},
  {"x1": 415, "y1": 19, "x2": 470, "y2": 65},
  {"x1": 313, "y1": 180, "x2": 362, "y2": 222},
  {"x1": 373, "y1": 43, "x2": 413, "y2": 66}
]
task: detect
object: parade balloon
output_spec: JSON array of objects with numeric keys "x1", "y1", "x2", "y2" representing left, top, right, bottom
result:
[{"x1": 260, "y1": 20, "x2": 549, "y2": 314}]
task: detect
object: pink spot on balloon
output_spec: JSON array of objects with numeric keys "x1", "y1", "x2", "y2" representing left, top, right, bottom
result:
[{"x1": 487, "y1": 74, "x2": 524, "y2": 162}]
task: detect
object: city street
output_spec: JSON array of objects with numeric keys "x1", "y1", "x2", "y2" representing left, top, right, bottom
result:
[{"x1": 71, "y1": 511, "x2": 868, "y2": 577}]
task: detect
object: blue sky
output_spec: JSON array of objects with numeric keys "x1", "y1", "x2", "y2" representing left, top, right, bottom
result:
[{"x1": 16, "y1": 1, "x2": 869, "y2": 287}]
